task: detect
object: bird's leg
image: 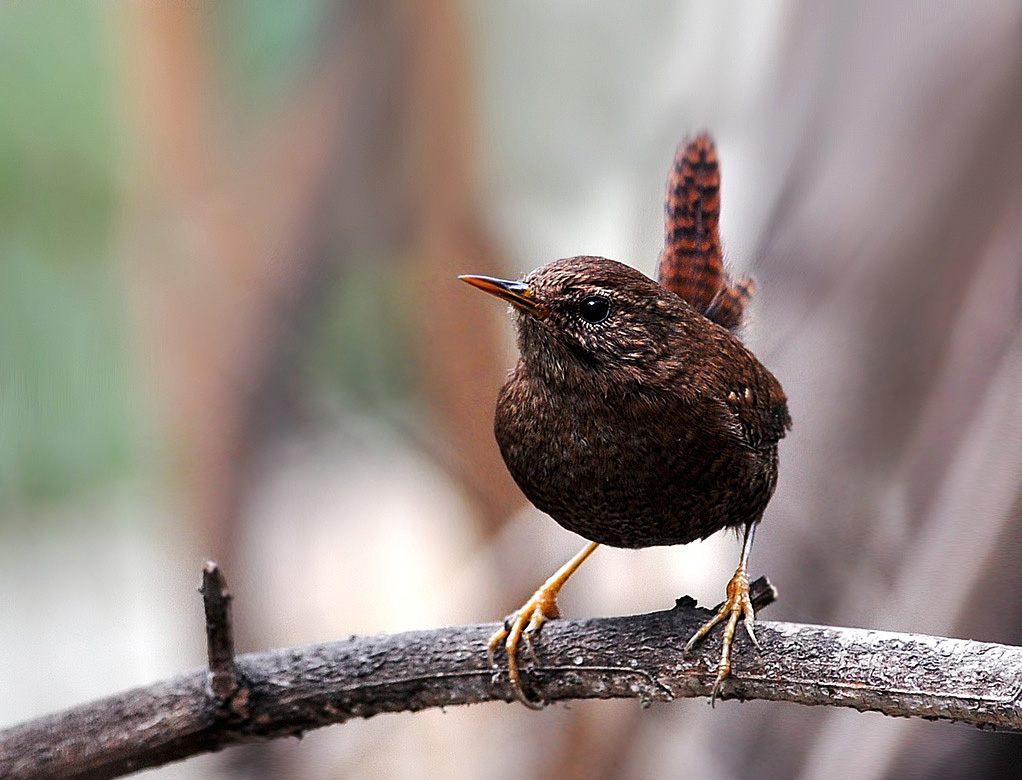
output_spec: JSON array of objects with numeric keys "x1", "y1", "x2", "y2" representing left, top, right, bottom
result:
[
  {"x1": 683, "y1": 521, "x2": 759, "y2": 705},
  {"x1": 488, "y1": 541, "x2": 600, "y2": 708}
]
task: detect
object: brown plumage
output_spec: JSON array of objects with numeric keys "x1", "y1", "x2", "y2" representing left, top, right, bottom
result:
[
  {"x1": 460, "y1": 132, "x2": 791, "y2": 708},
  {"x1": 493, "y1": 256, "x2": 789, "y2": 549}
]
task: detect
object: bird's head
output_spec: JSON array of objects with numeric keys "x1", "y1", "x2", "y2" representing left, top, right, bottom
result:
[{"x1": 460, "y1": 256, "x2": 703, "y2": 388}]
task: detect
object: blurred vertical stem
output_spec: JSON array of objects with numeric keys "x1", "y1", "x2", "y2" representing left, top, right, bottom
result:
[
  {"x1": 114, "y1": 0, "x2": 523, "y2": 586},
  {"x1": 402, "y1": 0, "x2": 523, "y2": 537}
]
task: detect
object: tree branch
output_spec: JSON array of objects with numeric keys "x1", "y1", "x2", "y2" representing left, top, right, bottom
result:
[
  {"x1": 199, "y1": 562, "x2": 238, "y2": 703},
  {"x1": 2, "y1": 573, "x2": 1019, "y2": 780}
]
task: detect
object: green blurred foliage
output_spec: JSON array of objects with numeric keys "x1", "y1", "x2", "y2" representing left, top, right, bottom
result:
[
  {"x1": 0, "y1": 0, "x2": 333, "y2": 514},
  {"x1": 0, "y1": 0, "x2": 407, "y2": 516},
  {"x1": 0, "y1": 3, "x2": 132, "y2": 515},
  {"x1": 212, "y1": 0, "x2": 420, "y2": 424},
  {"x1": 300, "y1": 260, "x2": 418, "y2": 420},
  {"x1": 215, "y1": 0, "x2": 333, "y2": 117}
]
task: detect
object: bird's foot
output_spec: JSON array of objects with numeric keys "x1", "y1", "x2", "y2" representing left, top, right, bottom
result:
[
  {"x1": 487, "y1": 541, "x2": 600, "y2": 709},
  {"x1": 487, "y1": 584, "x2": 561, "y2": 709},
  {"x1": 683, "y1": 564, "x2": 758, "y2": 706}
]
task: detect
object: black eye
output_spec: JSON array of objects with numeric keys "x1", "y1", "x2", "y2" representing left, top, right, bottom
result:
[{"x1": 577, "y1": 294, "x2": 611, "y2": 324}]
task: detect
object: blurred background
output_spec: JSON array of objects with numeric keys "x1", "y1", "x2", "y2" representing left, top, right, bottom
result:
[{"x1": 1, "y1": 1, "x2": 1019, "y2": 778}]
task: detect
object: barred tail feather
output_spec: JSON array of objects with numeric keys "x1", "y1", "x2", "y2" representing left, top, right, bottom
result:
[{"x1": 656, "y1": 133, "x2": 754, "y2": 331}]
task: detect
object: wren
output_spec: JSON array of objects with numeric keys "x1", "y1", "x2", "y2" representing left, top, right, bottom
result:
[{"x1": 461, "y1": 134, "x2": 791, "y2": 708}]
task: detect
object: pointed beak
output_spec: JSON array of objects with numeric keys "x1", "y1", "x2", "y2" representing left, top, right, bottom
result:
[{"x1": 458, "y1": 274, "x2": 548, "y2": 317}]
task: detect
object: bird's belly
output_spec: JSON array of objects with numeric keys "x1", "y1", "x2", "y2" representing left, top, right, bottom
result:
[{"x1": 495, "y1": 393, "x2": 775, "y2": 549}]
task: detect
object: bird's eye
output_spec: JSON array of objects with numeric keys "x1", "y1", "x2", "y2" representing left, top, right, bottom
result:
[{"x1": 577, "y1": 294, "x2": 611, "y2": 324}]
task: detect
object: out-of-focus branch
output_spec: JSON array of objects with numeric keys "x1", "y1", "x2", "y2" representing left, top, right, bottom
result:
[{"x1": 2, "y1": 573, "x2": 1018, "y2": 780}]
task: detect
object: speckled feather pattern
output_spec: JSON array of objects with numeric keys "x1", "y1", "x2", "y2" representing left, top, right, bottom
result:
[
  {"x1": 494, "y1": 257, "x2": 790, "y2": 549},
  {"x1": 656, "y1": 133, "x2": 755, "y2": 331}
]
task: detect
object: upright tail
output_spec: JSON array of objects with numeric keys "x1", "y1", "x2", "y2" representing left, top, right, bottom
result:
[{"x1": 655, "y1": 133, "x2": 754, "y2": 332}]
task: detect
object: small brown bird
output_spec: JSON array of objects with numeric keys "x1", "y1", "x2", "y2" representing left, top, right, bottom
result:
[{"x1": 460, "y1": 134, "x2": 790, "y2": 707}]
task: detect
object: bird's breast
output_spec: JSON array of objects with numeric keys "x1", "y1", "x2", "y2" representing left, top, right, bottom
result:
[{"x1": 493, "y1": 368, "x2": 776, "y2": 548}]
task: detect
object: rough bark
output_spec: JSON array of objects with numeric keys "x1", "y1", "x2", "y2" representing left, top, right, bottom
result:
[{"x1": 1, "y1": 576, "x2": 1018, "y2": 780}]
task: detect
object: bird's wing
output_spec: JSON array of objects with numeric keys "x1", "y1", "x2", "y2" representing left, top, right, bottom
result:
[{"x1": 720, "y1": 363, "x2": 792, "y2": 450}]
